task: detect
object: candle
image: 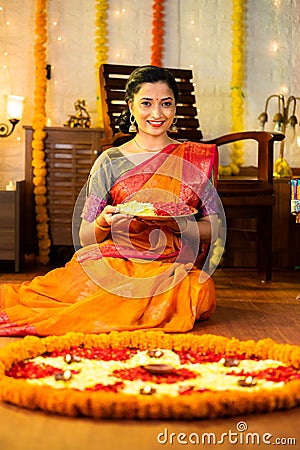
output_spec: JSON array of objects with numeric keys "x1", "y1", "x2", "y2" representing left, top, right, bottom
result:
[
  {"x1": 54, "y1": 369, "x2": 72, "y2": 381},
  {"x1": 222, "y1": 357, "x2": 240, "y2": 367},
  {"x1": 238, "y1": 376, "x2": 257, "y2": 387},
  {"x1": 6, "y1": 181, "x2": 15, "y2": 191},
  {"x1": 64, "y1": 353, "x2": 81, "y2": 364},
  {"x1": 147, "y1": 349, "x2": 164, "y2": 358},
  {"x1": 140, "y1": 385, "x2": 155, "y2": 395}
]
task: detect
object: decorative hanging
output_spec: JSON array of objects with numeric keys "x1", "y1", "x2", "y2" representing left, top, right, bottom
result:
[
  {"x1": 32, "y1": 0, "x2": 51, "y2": 265},
  {"x1": 95, "y1": 0, "x2": 109, "y2": 127},
  {"x1": 151, "y1": 0, "x2": 165, "y2": 66},
  {"x1": 219, "y1": 0, "x2": 245, "y2": 176}
]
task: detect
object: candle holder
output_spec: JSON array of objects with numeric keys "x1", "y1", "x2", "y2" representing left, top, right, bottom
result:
[{"x1": 0, "y1": 95, "x2": 24, "y2": 138}]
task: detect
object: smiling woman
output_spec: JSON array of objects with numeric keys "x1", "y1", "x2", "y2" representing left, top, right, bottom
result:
[
  {"x1": 129, "y1": 81, "x2": 176, "y2": 140},
  {"x1": 0, "y1": 65, "x2": 222, "y2": 337}
]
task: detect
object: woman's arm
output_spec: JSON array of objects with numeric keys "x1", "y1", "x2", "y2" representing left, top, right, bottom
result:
[
  {"x1": 196, "y1": 214, "x2": 219, "y2": 244},
  {"x1": 172, "y1": 213, "x2": 218, "y2": 244},
  {"x1": 79, "y1": 205, "x2": 118, "y2": 247}
]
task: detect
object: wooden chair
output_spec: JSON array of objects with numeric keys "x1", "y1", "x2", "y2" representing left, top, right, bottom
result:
[{"x1": 98, "y1": 63, "x2": 285, "y2": 281}]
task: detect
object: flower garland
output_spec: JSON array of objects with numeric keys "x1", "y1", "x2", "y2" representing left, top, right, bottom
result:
[
  {"x1": 151, "y1": 0, "x2": 165, "y2": 66},
  {"x1": 32, "y1": 0, "x2": 51, "y2": 265},
  {"x1": 0, "y1": 331, "x2": 300, "y2": 419},
  {"x1": 95, "y1": 0, "x2": 109, "y2": 127},
  {"x1": 219, "y1": 0, "x2": 245, "y2": 176}
]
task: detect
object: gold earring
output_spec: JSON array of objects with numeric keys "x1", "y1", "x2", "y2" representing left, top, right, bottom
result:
[
  {"x1": 129, "y1": 114, "x2": 137, "y2": 133},
  {"x1": 169, "y1": 117, "x2": 178, "y2": 133}
]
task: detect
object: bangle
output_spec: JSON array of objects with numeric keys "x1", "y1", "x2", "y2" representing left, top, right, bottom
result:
[{"x1": 95, "y1": 217, "x2": 111, "y2": 232}]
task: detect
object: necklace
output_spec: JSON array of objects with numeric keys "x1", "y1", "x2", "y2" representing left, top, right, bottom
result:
[{"x1": 134, "y1": 138, "x2": 172, "y2": 153}]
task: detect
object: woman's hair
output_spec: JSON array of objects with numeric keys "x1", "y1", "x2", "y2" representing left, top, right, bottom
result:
[{"x1": 117, "y1": 65, "x2": 179, "y2": 134}]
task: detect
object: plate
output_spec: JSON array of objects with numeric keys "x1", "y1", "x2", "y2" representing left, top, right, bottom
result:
[{"x1": 131, "y1": 207, "x2": 198, "y2": 221}]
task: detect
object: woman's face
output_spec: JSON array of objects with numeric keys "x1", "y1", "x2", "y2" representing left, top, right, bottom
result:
[{"x1": 129, "y1": 81, "x2": 176, "y2": 137}]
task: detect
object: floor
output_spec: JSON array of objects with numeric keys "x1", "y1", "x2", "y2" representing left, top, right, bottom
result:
[{"x1": 0, "y1": 264, "x2": 299, "y2": 450}]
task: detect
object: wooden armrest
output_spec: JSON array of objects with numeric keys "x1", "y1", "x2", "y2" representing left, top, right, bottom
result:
[
  {"x1": 203, "y1": 130, "x2": 284, "y2": 146},
  {"x1": 203, "y1": 130, "x2": 285, "y2": 183}
]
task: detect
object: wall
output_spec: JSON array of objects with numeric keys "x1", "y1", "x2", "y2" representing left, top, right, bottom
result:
[{"x1": 1, "y1": 0, "x2": 300, "y2": 189}]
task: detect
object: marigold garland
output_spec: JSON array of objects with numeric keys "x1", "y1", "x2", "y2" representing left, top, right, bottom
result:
[
  {"x1": 151, "y1": 0, "x2": 165, "y2": 66},
  {"x1": 219, "y1": 0, "x2": 245, "y2": 176},
  {"x1": 0, "y1": 331, "x2": 300, "y2": 420},
  {"x1": 95, "y1": 0, "x2": 109, "y2": 127},
  {"x1": 32, "y1": 0, "x2": 50, "y2": 264}
]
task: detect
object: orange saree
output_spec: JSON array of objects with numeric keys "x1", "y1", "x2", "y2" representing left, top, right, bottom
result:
[{"x1": 0, "y1": 142, "x2": 218, "y2": 336}]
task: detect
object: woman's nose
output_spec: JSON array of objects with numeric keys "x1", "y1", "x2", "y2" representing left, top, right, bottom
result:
[{"x1": 151, "y1": 105, "x2": 162, "y2": 118}]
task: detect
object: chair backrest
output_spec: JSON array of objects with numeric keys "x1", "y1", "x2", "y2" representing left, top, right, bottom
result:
[{"x1": 99, "y1": 63, "x2": 203, "y2": 142}]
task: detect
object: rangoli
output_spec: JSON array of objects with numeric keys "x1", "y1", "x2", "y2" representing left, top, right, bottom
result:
[{"x1": 0, "y1": 331, "x2": 300, "y2": 419}]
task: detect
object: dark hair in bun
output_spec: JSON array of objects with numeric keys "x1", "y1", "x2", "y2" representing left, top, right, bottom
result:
[{"x1": 117, "y1": 65, "x2": 179, "y2": 134}]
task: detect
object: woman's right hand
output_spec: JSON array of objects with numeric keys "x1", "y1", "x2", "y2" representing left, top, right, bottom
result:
[{"x1": 96, "y1": 205, "x2": 119, "y2": 227}]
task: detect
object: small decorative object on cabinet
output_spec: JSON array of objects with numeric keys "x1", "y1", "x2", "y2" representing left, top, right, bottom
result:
[
  {"x1": 0, "y1": 180, "x2": 25, "y2": 272},
  {"x1": 272, "y1": 174, "x2": 300, "y2": 269},
  {"x1": 24, "y1": 127, "x2": 104, "y2": 260}
]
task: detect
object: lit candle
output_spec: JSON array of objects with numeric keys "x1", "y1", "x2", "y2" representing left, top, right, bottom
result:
[
  {"x1": 147, "y1": 349, "x2": 164, "y2": 358},
  {"x1": 6, "y1": 180, "x2": 15, "y2": 191},
  {"x1": 140, "y1": 385, "x2": 155, "y2": 395},
  {"x1": 238, "y1": 376, "x2": 257, "y2": 387}
]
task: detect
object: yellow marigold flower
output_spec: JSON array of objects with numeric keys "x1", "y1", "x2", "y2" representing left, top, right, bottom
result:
[{"x1": 33, "y1": 186, "x2": 47, "y2": 195}]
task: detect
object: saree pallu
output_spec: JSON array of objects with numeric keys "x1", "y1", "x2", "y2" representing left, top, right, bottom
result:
[{"x1": 0, "y1": 142, "x2": 218, "y2": 336}]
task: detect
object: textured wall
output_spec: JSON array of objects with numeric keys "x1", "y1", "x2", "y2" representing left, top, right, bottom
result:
[{"x1": 1, "y1": 0, "x2": 300, "y2": 188}]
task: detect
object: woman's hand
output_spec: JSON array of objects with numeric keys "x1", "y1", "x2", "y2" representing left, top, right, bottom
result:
[{"x1": 96, "y1": 205, "x2": 119, "y2": 227}]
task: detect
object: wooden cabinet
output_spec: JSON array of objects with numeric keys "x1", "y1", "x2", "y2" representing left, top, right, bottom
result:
[
  {"x1": 24, "y1": 127, "x2": 103, "y2": 255},
  {"x1": 221, "y1": 173, "x2": 300, "y2": 269},
  {"x1": 0, "y1": 181, "x2": 25, "y2": 272},
  {"x1": 272, "y1": 177, "x2": 300, "y2": 268}
]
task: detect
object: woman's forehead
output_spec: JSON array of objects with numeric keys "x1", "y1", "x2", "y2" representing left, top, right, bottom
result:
[{"x1": 135, "y1": 81, "x2": 174, "y2": 100}]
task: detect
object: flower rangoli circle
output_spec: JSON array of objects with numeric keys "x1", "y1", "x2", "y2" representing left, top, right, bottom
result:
[{"x1": 0, "y1": 331, "x2": 300, "y2": 419}]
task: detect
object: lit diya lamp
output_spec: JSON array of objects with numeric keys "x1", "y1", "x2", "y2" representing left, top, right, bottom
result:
[
  {"x1": 147, "y1": 349, "x2": 164, "y2": 358},
  {"x1": 54, "y1": 369, "x2": 72, "y2": 381},
  {"x1": 238, "y1": 376, "x2": 257, "y2": 387},
  {"x1": 220, "y1": 357, "x2": 240, "y2": 367},
  {"x1": 139, "y1": 385, "x2": 156, "y2": 395},
  {"x1": 64, "y1": 353, "x2": 81, "y2": 364}
]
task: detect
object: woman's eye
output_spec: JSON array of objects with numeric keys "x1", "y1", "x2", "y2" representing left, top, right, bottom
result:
[
  {"x1": 162, "y1": 101, "x2": 173, "y2": 107},
  {"x1": 141, "y1": 101, "x2": 151, "y2": 107}
]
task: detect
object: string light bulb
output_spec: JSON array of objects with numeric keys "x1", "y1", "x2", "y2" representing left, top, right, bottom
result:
[{"x1": 272, "y1": 41, "x2": 280, "y2": 52}]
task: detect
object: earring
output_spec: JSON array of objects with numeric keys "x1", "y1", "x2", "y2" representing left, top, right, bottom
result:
[
  {"x1": 169, "y1": 117, "x2": 178, "y2": 133},
  {"x1": 129, "y1": 114, "x2": 137, "y2": 133}
]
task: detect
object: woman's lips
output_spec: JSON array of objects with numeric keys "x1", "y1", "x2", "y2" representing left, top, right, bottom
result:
[{"x1": 148, "y1": 120, "x2": 164, "y2": 128}]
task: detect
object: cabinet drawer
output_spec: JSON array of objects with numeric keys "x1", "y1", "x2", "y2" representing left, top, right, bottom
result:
[
  {"x1": 24, "y1": 126, "x2": 104, "y2": 254},
  {"x1": 0, "y1": 192, "x2": 15, "y2": 227},
  {"x1": 0, "y1": 228, "x2": 14, "y2": 244}
]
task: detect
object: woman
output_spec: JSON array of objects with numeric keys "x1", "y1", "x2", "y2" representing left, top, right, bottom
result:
[{"x1": 0, "y1": 66, "x2": 220, "y2": 336}]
